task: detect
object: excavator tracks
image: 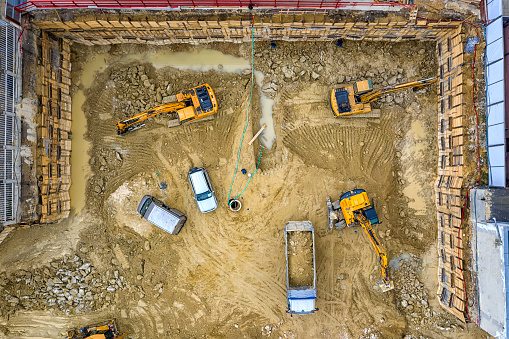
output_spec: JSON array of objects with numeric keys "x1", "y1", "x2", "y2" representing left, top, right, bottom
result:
[
  {"x1": 340, "y1": 109, "x2": 381, "y2": 119},
  {"x1": 167, "y1": 114, "x2": 216, "y2": 128}
]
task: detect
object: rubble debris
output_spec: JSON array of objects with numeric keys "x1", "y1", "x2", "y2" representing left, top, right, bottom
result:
[{"x1": 0, "y1": 255, "x2": 125, "y2": 315}]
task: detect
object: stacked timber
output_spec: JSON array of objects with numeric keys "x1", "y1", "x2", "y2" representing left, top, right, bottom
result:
[
  {"x1": 39, "y1": 32, "x2": 72, "y2": 223},
  {"x1": 32, "y1": 15, "x2": 462, "y2": 46},
  {"x1": 434, "y1": 26, "x2": 467, "y2": 322}
]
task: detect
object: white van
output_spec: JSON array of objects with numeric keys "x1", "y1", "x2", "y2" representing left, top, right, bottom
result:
[
  {"x1": 137, "y1": 195, "x2": 187, "y2": 235},
  {"x1": 188, "y1": 167, "x2": 218, "y2": 213}
]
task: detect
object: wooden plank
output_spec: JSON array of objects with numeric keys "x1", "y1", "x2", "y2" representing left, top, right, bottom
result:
[{"x1": 249, "y1": 124, "x2": 267, "y2": 145}]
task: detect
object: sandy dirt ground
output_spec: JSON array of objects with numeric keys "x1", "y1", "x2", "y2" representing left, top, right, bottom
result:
[{"x1": 0, "y1": 40, "x2": 489, "y2": 338}]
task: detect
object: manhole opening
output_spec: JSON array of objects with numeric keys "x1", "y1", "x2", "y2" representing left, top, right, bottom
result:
[{"x1": 229, "y1": 199, "x2": 241, "y2": 212}]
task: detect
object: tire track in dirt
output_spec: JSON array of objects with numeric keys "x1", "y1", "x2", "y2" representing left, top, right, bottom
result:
[
  {"x1": 119, "y1": 291, "x2": 210, "y2": 338},
  {"x1": 85, "y1": 87, "x2": 117, "y2": 141},
  {"x1": 315, "y1": 228, "x2": 406, "y2": 338},
  {"x1": 176, "y1": 214, "x2": 286, "y2": 323},
  {"x1": 282, "y1": 123, "x2": 394, "y2": 176},
  {"x1": 278, "y1": 82, "x2": 396, "y2": 186},
  {"x1": 83, "y1": 83, "x2": 164, "y2": 209},
  {"x1": 313, "y1": 225, "x2": 372, "y2": 333},
  {"x1": 202, "y1": 186, "x2": 285, "y2": 321}
]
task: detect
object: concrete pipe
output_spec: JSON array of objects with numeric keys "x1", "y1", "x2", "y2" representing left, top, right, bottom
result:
[{"x1": 229, "y1": 199, "x2": 242, "y2": 212}]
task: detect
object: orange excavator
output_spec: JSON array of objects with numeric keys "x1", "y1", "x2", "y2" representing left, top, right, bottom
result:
[
  {"x1": 330, "y1": 77, "x2": 436, "y2": 117},
  {"x1": 66, "y1": 320, "x2": 125, "y2": 339},
  {"x1": 116, "y1": 83, "x2": 218, "y2": 134},
  {"x1": 327, "y1": 189, "x2": 394, "y2": 292}
]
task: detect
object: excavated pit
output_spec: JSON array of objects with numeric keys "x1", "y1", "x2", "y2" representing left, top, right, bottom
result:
[{"x1": 0, "y1": 34, "x2": 487, "y2": 339}]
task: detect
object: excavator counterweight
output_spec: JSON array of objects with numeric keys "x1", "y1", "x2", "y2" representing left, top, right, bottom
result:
[
  {"x1": 327, "y1": 189, "x2": 394, "y2": 292},
  {"x1": 116, "y1": 83, "x2": 218, "y2": 135},
  {"x1": 330, "y1": 77, "x2": 436, "y2": 118}
]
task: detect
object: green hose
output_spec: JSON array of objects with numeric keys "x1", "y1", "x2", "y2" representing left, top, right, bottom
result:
[
  {"x1": 227, "y1": 21, "x2": 263, "y2": 206},
  {"x1": 229, "y1": 138, "x2": 263, "y2": 203}
]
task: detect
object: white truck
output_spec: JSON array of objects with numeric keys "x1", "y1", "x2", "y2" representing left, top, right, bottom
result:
[{"x1": 284, "y1": 221, "x2": 318, "y2": 315}]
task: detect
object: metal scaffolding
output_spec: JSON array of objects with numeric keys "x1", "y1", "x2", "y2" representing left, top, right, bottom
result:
[{"x1": 0, "y1": 20, "x2": 21, "y2": 225}]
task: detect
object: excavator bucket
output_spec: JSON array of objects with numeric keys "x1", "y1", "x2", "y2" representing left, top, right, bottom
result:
[
  {"x1": 379, "y1": 280, "x2": 395, "y2": 293},
  {"x1": 326, "y1": 197, "x2": 346, "y2": 234}
]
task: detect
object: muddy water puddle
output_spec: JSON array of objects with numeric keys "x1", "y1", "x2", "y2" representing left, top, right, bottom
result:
[
  {"x1": 80, "y1": 53, "x2": 110, "y2": 88},
  {"x1": 70, "y1": 54, "x2": 107, "y2": 213},
  {"x1": 70, "y1": 90, "x2": 91, "y2": 214}
]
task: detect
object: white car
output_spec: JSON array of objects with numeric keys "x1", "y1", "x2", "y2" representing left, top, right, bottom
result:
[{"x1": 188, "y1": 167, "x2": 218, "y2": 213}]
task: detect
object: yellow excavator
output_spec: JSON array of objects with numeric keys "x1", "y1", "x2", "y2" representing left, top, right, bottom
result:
[
  {"x1": 327, "y1": 189, "x2": 394, "y2": 292},
  {"x1": 116, "y1": 83, "x2": 218, "y2": 134},
  {"x1": 330, "y1": 77, "x2": 437, "y2": 117},
  {"x1": 66, "y1": 320, "x2": 125, "y2": 339}
]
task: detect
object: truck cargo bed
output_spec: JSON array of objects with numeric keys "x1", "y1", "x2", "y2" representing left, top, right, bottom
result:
[
  {"x1": 287, "y1": 230, "x2": 314, "y2": 287},
  {"x1": 284, "y1": 221, "x2": 317, "y2": 315}
]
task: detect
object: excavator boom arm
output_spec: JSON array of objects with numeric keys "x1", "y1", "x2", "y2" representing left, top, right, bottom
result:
[
  {"x1": 116, "y1": 101, "x2": 186, "y2": 135},
  {"x1": 357, "y1": 214, "x2": 391, "y2": 286},
  {"x1": 359, "y1": 77, "x2": 437, "y2": 104}
]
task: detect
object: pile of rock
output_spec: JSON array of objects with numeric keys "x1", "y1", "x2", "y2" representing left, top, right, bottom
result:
[
  {"x1": 109, "y1": 64, "x2": 172, "y2": 118},
  {"x1": 0, "y1": 255, "x2": 126, "y2": 314},
  {"x1": 258, "y1": 47, "x2": 412, "y2": 108},
  {"x1": 89, "y1": 147, "x2": 124, "y2": 195},
  {"x1": 393, "y1": 256, "x2": 432, "y2": 325}
]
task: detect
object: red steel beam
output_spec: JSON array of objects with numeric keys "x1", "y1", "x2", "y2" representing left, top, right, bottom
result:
[{"x1": 15, "y1": 0, "x2": 414, "y2": 12}]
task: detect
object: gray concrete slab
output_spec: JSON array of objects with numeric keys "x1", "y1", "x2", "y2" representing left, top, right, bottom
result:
[
  {"x1": 476, "y1": 221, "x2": 506, "y2": 339},
  {"x1": 469, "y1": 188, "x2": 485, "y2": 324},
  {"x1": 471, "y1": 188, "x2": 509, "y2": 338},
  {"x1": 486, "y1": 189, "x2": 509, "y2": 221}
]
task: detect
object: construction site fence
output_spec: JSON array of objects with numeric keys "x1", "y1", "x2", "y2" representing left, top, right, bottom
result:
[
  {"x1": 15, "y1": 0, "x2": 413, "y2": 12},
  {"x1": 33, "y1": 13, "x2": 470, "y2": 321}
]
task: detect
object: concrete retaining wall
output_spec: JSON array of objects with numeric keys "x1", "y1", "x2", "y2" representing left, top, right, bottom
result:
[
  {"x1": 434, "y1": 26, "x2": 468, "y2": 322},
  {"x1": 32, "y1": 12, "x2": 461, "y2": 45},
  {"x1": 39, "y1": 32, "x2": 72, "y2": 223}
]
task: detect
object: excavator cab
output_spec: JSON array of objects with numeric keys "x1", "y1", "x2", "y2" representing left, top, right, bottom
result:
[
  {"x1": 332, "y1": 89, "x2": 351, "y2": 113},
  {"x1": 195, "y1": 85, "x2": 215, "y2": 113},
  {"x1": 353, "y1": 80, "x2": 373, "y2": 96},
  {"x1": 363, "y1": 206, "x2": 379, "y2": 225}
]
